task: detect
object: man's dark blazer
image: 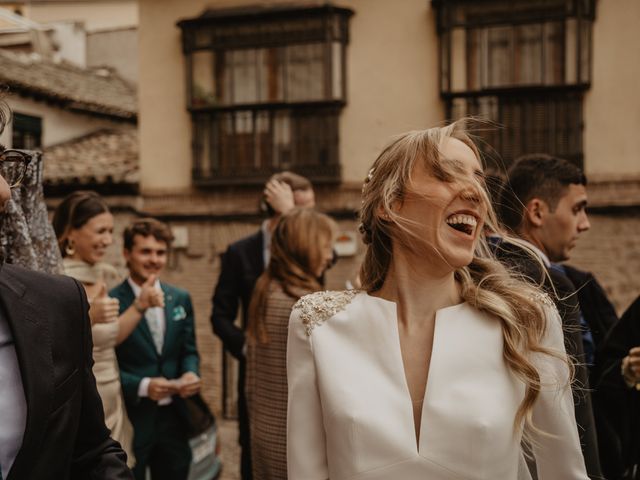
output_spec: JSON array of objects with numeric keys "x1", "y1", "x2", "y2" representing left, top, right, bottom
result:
[
  {"x1": 0, "y1": 263, "x2": 132, "y2": 480},
  {"x1": 564, "y1": 265, "x2": 619, "y2": 368},
  {"x1": 211, "y1": 230, "x2": 264, "y2": 359},
  {"x1": 562, "y1": 265, "x2": 620, "y2": 479},
  {"x1": 211, "y1": 229, "x2": 264, "y2": 479},
  {"x1": 494, "y1": 241, "x2": 604, "y2": 479},
  {"x1": 595, "y1": 296, "x2": 640, "y2": 479}
]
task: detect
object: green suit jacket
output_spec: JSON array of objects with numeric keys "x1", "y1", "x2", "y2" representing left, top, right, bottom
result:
[{"x1": 112, "y1": 279, "x2": 200, "y2": 448}]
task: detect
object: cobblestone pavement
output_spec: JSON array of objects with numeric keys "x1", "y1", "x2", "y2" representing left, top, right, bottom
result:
[{"x1": 217, "y1": 418, "x2": 241, "y2": 480}]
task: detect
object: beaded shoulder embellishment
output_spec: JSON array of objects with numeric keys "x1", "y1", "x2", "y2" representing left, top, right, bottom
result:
[
  {"x1": 293, "y1": 290, "x2": 358, "y2": 336},
  {"x1": 531, "y1": 291, "x2": 555, "y2": 308}
]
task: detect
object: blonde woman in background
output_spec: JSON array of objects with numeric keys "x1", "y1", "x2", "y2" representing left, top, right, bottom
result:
[
  {"x1": 286, "y1": 122, "x2": 589, "y2": 479},
  {"x1": 53, "y1": 191, "x2": 163, "y2": 467},
  {"x1": 246, "y1": 208, "x2": 336, "y2": 479}
]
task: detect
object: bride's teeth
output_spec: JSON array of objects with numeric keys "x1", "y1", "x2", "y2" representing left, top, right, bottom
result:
[{"x1": 446, "y1": 214, "x2": 477, "y2": 226}]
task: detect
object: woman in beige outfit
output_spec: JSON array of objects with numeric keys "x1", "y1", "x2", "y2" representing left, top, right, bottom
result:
[
  {"x1": 245, "y1": 208, "x2": 336, "y2": 479},
  {"x1": 53, "y1": 192, "x2": 164, "y2": 468}
]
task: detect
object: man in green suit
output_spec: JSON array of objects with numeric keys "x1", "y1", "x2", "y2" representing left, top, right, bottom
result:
[{"x1": 112, "y1": 218, "x2": 200, "y2": 480}]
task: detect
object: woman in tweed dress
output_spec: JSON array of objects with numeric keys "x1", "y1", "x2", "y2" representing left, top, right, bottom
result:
[{"x1": 245, "y1": 208, "x2": 336, "y2": 479}]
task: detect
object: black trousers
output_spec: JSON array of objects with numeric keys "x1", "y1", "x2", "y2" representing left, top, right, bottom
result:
[{"x1": 133, "y1": 406, "x2": 192, "y2": 480}]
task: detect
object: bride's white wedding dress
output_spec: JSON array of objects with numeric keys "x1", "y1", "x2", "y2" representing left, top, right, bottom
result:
[{"x1": 287, "y1": 290, "x2": 588, "y2": 480}]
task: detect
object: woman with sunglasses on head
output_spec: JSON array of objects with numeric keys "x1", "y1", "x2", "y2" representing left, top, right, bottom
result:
[
  {"x1": 286, "y1": 121, "x2": 589, "y2": 479},
  {"x1": 245, "y1": 208, "x2": 336, "y2": 480},
  {"x1": 52, "y1": 191, "x2": 162, "y2": 468}
]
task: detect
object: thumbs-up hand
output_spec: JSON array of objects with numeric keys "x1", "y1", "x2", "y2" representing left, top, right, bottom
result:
[
  {"x1": 89, "y1": 282, "x2": 120, "y2": 325},
  {"x1": 137, "y1": 274, "x2": 164, "y2": 310}
]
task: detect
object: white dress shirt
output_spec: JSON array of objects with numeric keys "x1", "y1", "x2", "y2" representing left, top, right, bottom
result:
[
  {"x1": 261, "y1": 220, "x2": 272, "y2": 267},
  {"x1": 127, "y1": 277, "x2": 172, "y2": 406},
  {"x1": 0, "y1": 312, "x2": 27, "y2": 478}
]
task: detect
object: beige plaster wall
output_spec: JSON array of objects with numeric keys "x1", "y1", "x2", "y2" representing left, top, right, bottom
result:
[
  {"x1": 583, "y1": 0, "x2": 640, "y2": 179},
  {"x1": 137, "y1": 0, "x2": 442, "y2": 193},
  {"x1": 23, "y1": 0, "x2": 137, "y2": 32},
  {"x1": 336, "y1": 0, "x2": 442, "y2": 184},
  {"x1": 87, "y1": 27, "x2": 138, "y2": 84},
  {"x1": 0, "y1": 94, "x2": 130, "y2": 147}
]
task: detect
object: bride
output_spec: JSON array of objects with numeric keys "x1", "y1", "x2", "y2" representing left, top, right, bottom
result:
[{"x1": 286, "y1": 121, "x2": 588, "y2": 479}]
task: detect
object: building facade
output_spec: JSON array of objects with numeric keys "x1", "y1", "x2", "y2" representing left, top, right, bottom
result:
[{"x1": 134, "y1": 0, "x2": 640, "y2": 415}]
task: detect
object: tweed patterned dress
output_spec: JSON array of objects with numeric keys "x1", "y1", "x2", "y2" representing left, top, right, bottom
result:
[{"x1": 246, "y1": 281, "x2": 307, "y2": 480}]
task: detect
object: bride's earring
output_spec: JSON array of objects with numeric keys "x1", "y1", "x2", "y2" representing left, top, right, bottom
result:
[{"x1": 65, "y1": 239, "x2": 76, "y2": 257}]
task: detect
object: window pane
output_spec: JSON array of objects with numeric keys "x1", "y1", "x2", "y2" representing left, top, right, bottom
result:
[
  {"x1": 209, "y1": 43, "x2": 337, "y2": 105},
  {"x1": 12, "y1": 113, "x2": 42, "y2": 149},
  {"x1": 331, "y1": 42, "x2": 343, "y2": 100},
  {"x1": 565, "y1": 18, "x2": 577, "y2": 84},
  {"x1": 273, "y1": 111, "x2": 291, "y2": 168},
  {"x1": 258, "y1": 47, "x2": 284, "y2": 102},
  {"x1": 579, "y1": 20, "x2": 591, "y2": 84},
  {"x1": 254, "y1": 111, "x2": 270, "y2": 169},
  {"x1": 230, "y1": 49, "x2": 258, "y2": 104},
  {"x1": 466, "y1": 28, "x2": 481, "y2": 91},
  {"x1": 544, "y1": 21, "x2": 564, "y2": 84},
  {"x1": 286, "y1": 43, "x2": 325, "y2": 102},
  {"x1": 487, "y1": 26, "x2": 513, "y2": 87},
  {"x1": 514, "y1": 24, "x2": 542, "y2": 85},
  {"x1": 450, "y1": 27, "x2": 467, "y2": 92},
  {"x1": 192, "y1": 51, "x2": 216, "y2": 106}
]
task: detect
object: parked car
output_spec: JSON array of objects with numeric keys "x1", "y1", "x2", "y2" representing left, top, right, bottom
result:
[{"x1": 189, "y1": 421, "x2": 222, "y2": 480}]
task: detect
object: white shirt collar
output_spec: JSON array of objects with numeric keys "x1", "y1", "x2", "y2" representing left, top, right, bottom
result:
[
  {"x1": 518, "y1": 239, "x2": 551, "y2": 267},
  {"x1": 127, "y1": 276, "x2": 162, "y2": 296}
]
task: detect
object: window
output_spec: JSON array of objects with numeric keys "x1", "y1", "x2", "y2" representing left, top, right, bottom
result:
[
  {"x1": 434, "y1": 0, "x2": 595, "y2": 168},
  {"x1": 12, "y1": 113, "x2": 42, "y2": 150},
  {"x1": 178, "y1": 4, "x2": 353, "y2": 186}
]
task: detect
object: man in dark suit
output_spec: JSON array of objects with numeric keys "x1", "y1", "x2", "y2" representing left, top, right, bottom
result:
[
  {"x1": 112, "y1": 218, "x2": 200, "y2": 480},
  {"x1": 0, "y1": 153, "x2": 133, "y2": 478},
  {"x1": 497, "y1": 154, "x2": 605, "y2": 479},
  {"x1": 211, "y1": 171, "x2": 315, "y2": 479},
  {"x1": 596, "y1": 296, "x2": 640, "y2": 479}
]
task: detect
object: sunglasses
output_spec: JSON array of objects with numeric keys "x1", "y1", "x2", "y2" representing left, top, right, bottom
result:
[{"x1": 0, "y1": 149, "x2": 32, "y2": 188}]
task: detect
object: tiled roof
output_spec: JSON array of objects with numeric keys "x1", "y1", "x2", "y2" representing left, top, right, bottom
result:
[
  {"x1": 44, "y1": 128, "x2": 139, "y2": 185},
  {"x1": 0, "y1": 49, "x2": 136, "y2": 120}
]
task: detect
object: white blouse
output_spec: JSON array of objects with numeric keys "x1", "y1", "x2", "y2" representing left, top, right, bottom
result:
[{"x1": 286, "y1": 291, "x2": 588, "y2": 480}]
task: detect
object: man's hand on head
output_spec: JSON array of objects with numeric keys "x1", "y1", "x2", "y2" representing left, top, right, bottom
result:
[{"x1": 264, "y1": 179, "x2": 295, "y2": 215}]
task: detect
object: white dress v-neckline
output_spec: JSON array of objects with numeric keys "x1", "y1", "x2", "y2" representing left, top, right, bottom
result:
[{"x1": 366, "y1": 293, "x2": 467, "y2": 453}]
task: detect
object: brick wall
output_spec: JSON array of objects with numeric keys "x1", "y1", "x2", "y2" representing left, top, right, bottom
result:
[{"x1": 568, "y1": 212, "x2": 640, "y2": 315}]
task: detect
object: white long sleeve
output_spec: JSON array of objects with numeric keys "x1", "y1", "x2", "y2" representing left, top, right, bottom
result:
[
  {"x1": 531, "y1": 305, "x2": 589, "y2": 479},
  {"x1": 286, "y1": 307, "x2": 329, "y2": 480}
]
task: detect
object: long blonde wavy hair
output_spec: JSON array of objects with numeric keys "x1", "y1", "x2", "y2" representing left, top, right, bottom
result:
[
  {"x1": 359, "y1": 120, "x2": 564, "y2": 434},
  {"x1": 247, "y1": 208, "x2": 337, "y2": 344}
]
